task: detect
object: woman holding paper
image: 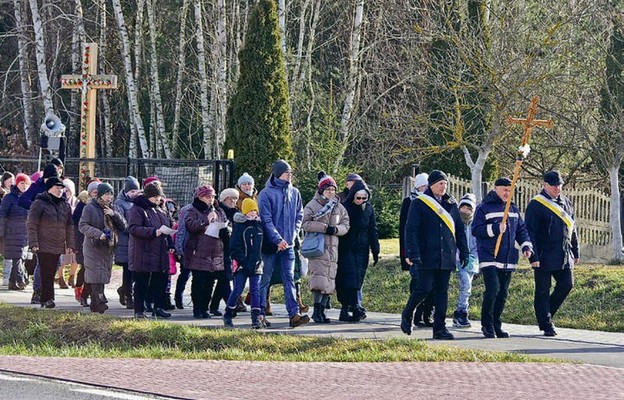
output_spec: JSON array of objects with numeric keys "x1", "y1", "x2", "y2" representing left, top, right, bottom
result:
[
  {"x1": 128, "y1": 182, "x2": 175, "y2": 318},
  {"x1": 184, "y1": 185, "x2": 229, "y2": 319}
]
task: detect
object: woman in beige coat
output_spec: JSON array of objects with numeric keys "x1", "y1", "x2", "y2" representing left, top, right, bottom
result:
[{"x1": 302, "y1": 174, "x2": 349, "y2": 323}]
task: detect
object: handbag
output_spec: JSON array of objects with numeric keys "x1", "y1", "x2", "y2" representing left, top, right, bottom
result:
[{"x1": 300, "y1": 232, "x2": 325, "y2": 258}]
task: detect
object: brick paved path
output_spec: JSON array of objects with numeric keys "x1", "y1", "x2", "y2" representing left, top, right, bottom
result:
[{"x1": 0, "y1": 356, "x2": 623, "y2": 400}]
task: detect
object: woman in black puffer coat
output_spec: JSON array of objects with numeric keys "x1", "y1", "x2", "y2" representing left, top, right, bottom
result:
[
  {"x1": 0, "y1": 174, "x2": 31, "y2": 289},
  {"x1": 337, "y1": 180, "x2": 380, "y2": 322}
]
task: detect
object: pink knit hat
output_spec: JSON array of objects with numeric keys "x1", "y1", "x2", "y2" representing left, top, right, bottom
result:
[{"x1": 194, "y1": 185, "x2": 216, "y2": 199}]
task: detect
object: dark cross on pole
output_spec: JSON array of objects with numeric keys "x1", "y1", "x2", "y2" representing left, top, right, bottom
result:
[{"x1": 493, "y1": 96, "x2": 553, "y2": 257}]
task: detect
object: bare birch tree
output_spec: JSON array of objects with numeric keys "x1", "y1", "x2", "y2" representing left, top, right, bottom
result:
[
  {"x1": 194, "y1": 0, "x2": 213, "y2": 158},
  {"x1": 172, "y1": 0, "x2": 190, "y2": 157},
  {"x1": 13, "y1": 0, "x2": 35, "y2": 146},
  {"x1": 28, "y1": 0, "x2": 53, "y2": 115}
]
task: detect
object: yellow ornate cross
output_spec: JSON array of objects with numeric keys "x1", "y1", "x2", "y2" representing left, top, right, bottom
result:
[
  {"x1": 61, "y1": 43, "x2": 118, "y2": 189},
  {"x1": 494, "y1": 96, "x2": 553, "y2": 257}
]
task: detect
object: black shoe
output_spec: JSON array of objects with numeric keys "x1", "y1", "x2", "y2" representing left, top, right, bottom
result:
[
  {"x1": 8, "y1": 283, "x2": 24, "y2": 291},
  {"x1": 134, "y1": 312, "x2": 148, "y2": 319},
  {"x1": 544, "y1": 329, "x2": 557, "y2": 337},
  {"x1": 312, "y1": 304, "x2": 324, "y2": 323},
  {"x1": 210, "y1": 310, "x2": 223, "y2": 317},
  {"x1": 193, "y1": 310, "x2": 203, "y2": 319},
  {"x1": 423, "y1": 317, "x2": 434, "y2": 328},
  {"x1": 41, "y1": 299, "x2": 56, "y2": 309},
  {"x1": 433, "y1": 329, "x2": 454, "y2": 340},
  {"x1": 30, "y1": 291, "x2": 41, "y2": 304},
  {"x1": 495, "y1": 329, "x2": 510, "y2": 338},
  {"x1": 116, "y1": 287, "x2": 126, "y2": 306},
  {"x1": 152, "y1": 308, "x2": 171, "y2": 319},
  {"x1": 481, "y1": 326, "x2": 496, "y2": 338},
  {"x1": 339, "y1": 306, "x2": 352, "y2": 322},
  {"x1": 125, "y1": 295, "x2": 134, "y2": 309},
  {"x1": 145, "y1": 302, "x2": 153, "y2": 313},
  {"x1": 80, "y1": 297, "x2": 90, "y2": 307},
  {"x1": 400, "y1": 309, "x2": 413, "y2": 335},
  {"x1": 175, "y1": 296, "x2": 184, "y2": 310}
]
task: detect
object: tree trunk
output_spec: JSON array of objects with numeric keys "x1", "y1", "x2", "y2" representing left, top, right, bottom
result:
[
  {"x1": 13, "y1": 0, "x2": 34, "y2": 146},
  {"x1": 146, "y1": 0, "x2": 171, "y2": 158},
  {"x1": 336, "y1": 0, "x2": 365, "y2": 169},
  {"x1": 277, "y1": 0, "x2": 287, "y2": 56},
  {"x1": 98, "y1": 0, "x2": 113, "y2": 158},
  {"x1": 28, "y1": 0, "x2": 54, "y2": 115},
  {"x1": 111, "y1": 0, "x2": 151, "y2": 159},
  {"x1": 172, "y1": 0, "x2": 190, "y2": 158},
  {"x1": 608, "y1": 165, "x2": 623, "y2": 262},
  {"x1": 290, "y1": 0, "x2": 311, "y2": 96},
  {"x1": 212, "y1": 0, "x2": 227, "y2": 159},
  {"x1": 194, "y1": 0, "x2": 213, "y2": 159},
  {"x1": 462, "y1": 145, "x2": 490, "y2": 201},
  {"x1": 134, "y1": 0, "x2": 145, "y2": 82}
]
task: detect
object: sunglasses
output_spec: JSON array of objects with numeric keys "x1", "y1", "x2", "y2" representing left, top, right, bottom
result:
[{"x1": 355, "y1": 196, "x2": 368, "y2": 201}]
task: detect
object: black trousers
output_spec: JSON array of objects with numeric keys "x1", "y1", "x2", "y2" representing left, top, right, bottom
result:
[
  {"x1": 534, "y1": 268, "x2": 574, "y2": 330},
  {"x1": 209, "y1": 275, "x2": 232, "y2": 312},
  {"x1": 38, "y1": 252, "x2": 61, "y2": 303},
  {"x1": 117, "y1": 262, "x2": 133, "y2": 298},
  {"x1": 480, "y1": 268, "x2": 513, "y2": 330},
  {"x1": 191, "y1": 270, "x2": 224, "y2": 313},
  {"x1": 175, "y1": 265, "x2": 192, "y2": 301},
  {"x1": 133, "y1": 271, "x2": 168, "y2": 314},
  {"x1": 403, "y1": 269, "x2": 451, "y2": 332}
]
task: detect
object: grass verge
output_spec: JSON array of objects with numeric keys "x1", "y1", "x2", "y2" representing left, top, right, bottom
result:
[{"x1": 0, "y1": 304, "x2": 549, "y2": 362}]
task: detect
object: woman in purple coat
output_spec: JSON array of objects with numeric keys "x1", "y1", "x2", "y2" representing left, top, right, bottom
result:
[{"x1": 128, "y1": 182, "x2": 175, "y2": 319}]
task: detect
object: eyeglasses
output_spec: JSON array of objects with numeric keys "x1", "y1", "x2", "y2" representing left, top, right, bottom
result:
[{"x1": 355, "y1": 196, "x2": 368, "y2": 201}]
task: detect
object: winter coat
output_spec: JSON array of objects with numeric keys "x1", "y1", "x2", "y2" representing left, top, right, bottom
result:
[
  {"x1": 0, "y1": 186, "x2": 29, "y2": 259},
  {"x1": 72, "y1": 200, "x2": 88, "y2": 264},
  {"x1": 472, "y1": 190, "x2": 532, "y2": 270},
  {"x1": 337, "y1": 181, "x2": 380, "y2": 291},
  {"x1": 27, "y1": 191, "x2": 76, "y2": 255},
  {"x1": 183, "y1": 198, "x2": 228, "y2": 272},
  {"x1": 405, "y1": 187, "x2": 469, "y2": 270},
  {"x1": 236, "y1": 186, "x2": 258, "y2": 211},
  {"x1": 18, "y1": 178, "x2": 47, "y2": 210},
  {"x1": 399, "y1": 188, "x2": 423, "y2": 271},
  {"x1": 128, "y1": 195, "x2": 173, "y2": 273},
  {"x1": 456, "y1": 222, "x2": 479, "y2": 273},
  {"x1": 174, "y1": 204, "x2": 193, "y2": 256},
  {"x1": 258, "y1": 176, "x2": 303, "y2": 250},
  {"x1": 114, "y1": 190, "x2": 134, "y2": 264},
  {"x1": 79, "y1": 198, "x2": 127, "y2": 284},
  {"x1": 302, "y1": 192, "x2": 350, "y2": 294},
  {"x1": 525, "y1": 189, "x2": 579, "y2": 271},
  {"x1": 230, "y1": 212, "x2": 264, "y2": 275}
]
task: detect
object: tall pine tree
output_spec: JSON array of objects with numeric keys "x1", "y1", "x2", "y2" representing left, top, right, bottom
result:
[{"x1": 224, "y1": 0, "x2": 293, "y2": 182}]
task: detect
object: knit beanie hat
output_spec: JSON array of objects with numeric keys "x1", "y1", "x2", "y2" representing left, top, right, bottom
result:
[
  {"x1": 50, "y1": 157, "x2": 64, "y2": 169},
  {"x1": 318, "y1": 174, "x2": 337, "y2": 194},
  {"x1": 194, "y1": 185, "x2": 216, "y2": 199},
  {"x1": 458, "y1": 193, "x2": 476, "y2": 210},
  {"x1": 97, "y1": 183, "x2": 114, "y2": 198},
  {"x1": 346, "y1": 173, "x2": 363, "y2": 182},
  {"x1": 144, "y1": 182, "x2": 164, "y2": 198},
  {"x1": 237, "y1": 172, "x2": 254, "y2": 187},
  {"x1": 427, "y1": 170, "x2": 448, "y2": 186},
  {"x1": 42, "y1": 164, "x2": 59, "y2": 179},
  {"x1": 241, "y1": 198, "x2": 259, "y2": 215},
  {"x1": 124, "y1": 176, "x2": 140, "y2": 192},
  {"x1": 15, "y1": 173, "x2": 31, "y2": 187},
  {"x1": 143, "y1": 176, "x2": 160, "y2": 186},
  {"x1": 63, "y1": 178, "x2": 75, "y2": 197},
  {"x1": 414, "y1": 173, "x2": 429, "y2": 189},
  {"x1": 219, "y1": 188, "x2": 239, "y2": 202},
  {"x1": 271, "y1": 159, "x2": 292, "y2": 178},
  {"x1": 87, "y1": 180, "x2": 101, "y2": 194},
  {"x1": 494, "y1": 177, "x2": 512, "y2": 187}
]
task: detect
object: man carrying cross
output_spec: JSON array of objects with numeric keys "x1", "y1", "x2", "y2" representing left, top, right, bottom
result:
[{"x1": 525, "y1": 170, "x2": 579, "y2": 337}]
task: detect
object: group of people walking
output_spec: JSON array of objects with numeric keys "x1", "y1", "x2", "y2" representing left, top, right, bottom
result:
[
  {"x1": 400, "y1": 169, "x2": 578, "y2": 340},
  {"x1": 0, "y1": 159, "x2": 578, "y2": 336}
]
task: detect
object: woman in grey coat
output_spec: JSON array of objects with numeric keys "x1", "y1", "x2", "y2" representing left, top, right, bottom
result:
[{"x1": 79, "y1": 183, "x2": 127, "y2": 313}]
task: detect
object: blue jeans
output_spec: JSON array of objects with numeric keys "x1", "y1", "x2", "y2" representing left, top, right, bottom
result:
[
  {"x1": 261, "y1": 248, "x2": 299, "y2": 317},
  {"x1": 227, "y1": 272, "x2": 261, "y2": 310},
  {"x1": 456, "y1": 267, "x2": 475, "y2": 311}
]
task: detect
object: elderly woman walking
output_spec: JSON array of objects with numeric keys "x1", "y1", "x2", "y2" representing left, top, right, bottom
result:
[
  {"x1": 302, "y1": 174, "x2": 349, "y2": 323},
  {"x1": 79, "y1": 183, "x2": 127, "y2": 313}
]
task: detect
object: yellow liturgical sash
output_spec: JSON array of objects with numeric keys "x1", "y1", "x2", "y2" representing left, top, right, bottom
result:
[
  {"x1": 418, "y1": 194, "x2": 456, "y2": 239},
  {"x1": 533, "y1": 194, "x2": 575, "y2": 238}
]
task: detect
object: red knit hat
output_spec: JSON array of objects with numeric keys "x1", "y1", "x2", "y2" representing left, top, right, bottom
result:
[
  {"x1": 318, "y1": 175, "x2": 337, "y2": 194},
  {"x1": 143, "y1": 176, "x2": 161, "y2": 186},
  {"x1": 194, "y1": 185, "x2": 216, "y2": 199},
  {"x1": 15, "y1": 173, "x2": 31, "y2": 187}
]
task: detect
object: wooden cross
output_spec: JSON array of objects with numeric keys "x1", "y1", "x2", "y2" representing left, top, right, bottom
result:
[
  {"x1": 493, "y1": 96, "x2": 553, "y2": 257},
  {"x1": 61, "y1": 43, "x2": 118, "y2": 189}
]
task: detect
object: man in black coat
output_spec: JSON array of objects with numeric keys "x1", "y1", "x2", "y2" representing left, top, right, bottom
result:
[
  {"x1": 525, "y1": 170, "x2": 579, "y2": 337},
  {"x1": 401, "y1": 170, "x2": 469, "y2": 339}
]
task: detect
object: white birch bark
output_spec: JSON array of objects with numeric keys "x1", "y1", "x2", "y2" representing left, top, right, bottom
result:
[
  {"x1": 277, "y1": 0, "x2": 287, "y2": 56},
  {"x1": 172, "y1": 0, "x2": 190, "y2": 158},
  {"x1": 28, "y1": 0, "x2": 54, "y2": 115},
  {"x1": 134, "y1": 0, "x2": 145, "y2": 82},
  {"x1": 194, "y1": 0, "x2": 213, "y2": 159},
  {"x1": 461, "y1": 145, "x2": 490, "y2": 202},
  {"x1": 111, "y1": 0, "x2": 151, "y2": 159},
  {"x1": 98, "y1": 0, "x2": 113, "y2": 158},
  {"x1": 290, "y1": 0, "x2": 311, "y2": 95},
  {"x1": 13, "y1": 0, "x2": 34, "y2": 146},
  {"x1": 212, "y1": 0, "x2": 227, "y2": 159},
  {"x1": 337, "y1": 0, "x2": 365, "y2": 168},
  {"x1": 608, "y1": 165, "x2": 624, "y2": 262},
  {"x1": 146, "y1": 0, "x2": 172, "y2": 158}
]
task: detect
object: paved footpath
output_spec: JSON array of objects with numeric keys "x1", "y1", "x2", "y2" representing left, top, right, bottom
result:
[{"x1": 1, "y1": 276, "x2": 624, "y2": 399}]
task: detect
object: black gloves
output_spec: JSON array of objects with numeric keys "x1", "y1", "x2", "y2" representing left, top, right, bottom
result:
[
  {"x1": 325, "y1": 226, "x2": 338, "y2": 235},
  {"x1": 372, "y1": 253, "x2": 379, "y2": 265},
  {"x1": 460, "y1": 255, "x2": 469, "y2": 269}
]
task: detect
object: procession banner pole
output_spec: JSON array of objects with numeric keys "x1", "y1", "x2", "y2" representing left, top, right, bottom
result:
[{"x1": 493, "y1": 96, "x2": 553, "y2": 257}]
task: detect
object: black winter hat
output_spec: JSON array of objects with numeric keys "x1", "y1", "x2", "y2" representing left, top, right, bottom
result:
[
  {"x1": 494, "y1": 177, "x2": 512, "y2": 187},
  {"x1": 97, "y1": 183, "x2": 114, "y2": 198},
  {"x1": 427, "y1": 170, "x2": 448, "y2": 186},
  {"x1": 45, "y1": 177, "x2": 65, "y2": 190},
  {"x1": 544, "y1": 170, "x2": 564, "y2": 186},
  {"x1": 272, "y1": 159, "x2": 292, "y2": 178},
  {"x1": 144, "y1": 182, "x2": 164, "y2": 198},
  {"x1": 50, "y1": 158, "x2": 64, "y2": 168},
  {"x1": 124, "y1": 176, "x2": 140, "y2": 192},
  {"x1": 42, "y1": 164, "x2": 59, "y2": 179}
]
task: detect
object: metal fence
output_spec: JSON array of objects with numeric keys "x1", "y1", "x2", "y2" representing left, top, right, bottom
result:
[{"x1": 0, "y1": 157, "x2": 234, "y2": 207}]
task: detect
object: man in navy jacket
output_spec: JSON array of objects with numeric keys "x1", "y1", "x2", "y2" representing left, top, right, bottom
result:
[
  {"x1": 401, "y1": 170, "x2": 469, "y2": 340},
  {"x1": 472, "y1": 177, "x2": 533, "y2": 338},
  {"x1": 525, "y1": 170, "x2": 579, "y2": 337}
]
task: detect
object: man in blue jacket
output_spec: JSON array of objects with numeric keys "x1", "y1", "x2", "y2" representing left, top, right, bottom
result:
[
  {"x1": 472, "y1": 177, "x2": 533, "y2": 338},
  {"x1": 401, "y1": 170, "x2": 469, "y2": 340},
  {"x1": 525, "y1": 170, "x2": 579, "y2": 337},
  {"x1": 258, "y1": 160, "x2": 309, "y2": 328}
]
